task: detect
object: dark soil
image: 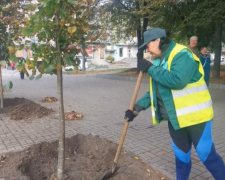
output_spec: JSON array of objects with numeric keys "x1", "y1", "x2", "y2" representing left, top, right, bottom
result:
[
  {"x1": 0, "y1": 98, "x2": 53, "y2": 120},
  {"x1": 0, "y1": 98, "x2": 170, "y2": 180},
  {"x1": 0, "y1": 134, "x2": 170, "y2": 180}
]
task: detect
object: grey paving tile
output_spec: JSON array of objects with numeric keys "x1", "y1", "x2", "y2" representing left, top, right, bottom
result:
[{"x1": 1, "y1": 70, "x2": 225, "y2": 179}]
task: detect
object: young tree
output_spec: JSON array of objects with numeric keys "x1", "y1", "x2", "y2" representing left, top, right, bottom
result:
[
  {"x1": 14, "y1": 0, "x2": 96, "y2": 179},
  {"x1": 0, "y1": 0, "x2": 22, "y2": 107}
]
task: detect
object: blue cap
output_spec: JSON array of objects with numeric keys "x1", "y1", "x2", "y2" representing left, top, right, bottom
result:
[{"x1": 138, "y1": 28, "x2": 166, "y2": 50}]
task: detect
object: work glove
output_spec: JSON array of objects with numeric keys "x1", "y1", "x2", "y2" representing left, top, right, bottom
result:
[
  {"x1": 138, "y1": 58, "x2": 153, "y2": 73},
  {"x1": 124, "y1": 109, "x2": 138, "y2": 122},
  {"x1": 124, "y1": 104, "x2": 145, "y2": 122}
]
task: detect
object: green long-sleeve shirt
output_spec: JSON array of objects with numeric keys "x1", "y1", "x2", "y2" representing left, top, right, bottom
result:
[{"x1": 135, "y1": 41, "x2": 202, "y2": 130}]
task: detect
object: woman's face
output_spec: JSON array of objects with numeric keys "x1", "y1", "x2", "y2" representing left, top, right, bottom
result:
[
  {"x1": 201, "y1": 47, "x2": 207, "y2": 55},
  {"x1": 146, "y1": 38, "x2": 161, "y2": 58}
]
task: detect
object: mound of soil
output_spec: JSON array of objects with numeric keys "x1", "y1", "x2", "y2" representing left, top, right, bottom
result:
[
  {"x1": 0, "y1": 98, "x2": 53, "y2": 120},
  {"x1": 0, "y1": 134, "x2": 170, "y2": 180}
]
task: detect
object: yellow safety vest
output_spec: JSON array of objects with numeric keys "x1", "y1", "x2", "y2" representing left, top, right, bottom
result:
[{"x1": 150, "y1": 44, "x2": 213, "y2": 128}]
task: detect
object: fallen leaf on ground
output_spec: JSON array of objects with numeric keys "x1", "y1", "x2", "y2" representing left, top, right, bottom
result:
[
  {"x1": 65, "y1": 111, "x2": 83, "y2": 120},
  {"x1": 41, "y1": 97, "x2": 58, "y2": 102}
]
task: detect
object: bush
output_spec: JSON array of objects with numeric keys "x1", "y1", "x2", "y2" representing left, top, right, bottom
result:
[{"x1": 106, "y1": 55, "x2": 114, "y2": 62}]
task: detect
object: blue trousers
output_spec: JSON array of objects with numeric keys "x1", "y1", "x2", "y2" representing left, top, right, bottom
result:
[{"x1": 168, "y1": 120, "x2": 225, "y2": 180}]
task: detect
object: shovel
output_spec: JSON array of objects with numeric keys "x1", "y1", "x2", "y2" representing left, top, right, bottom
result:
[{"x1": 99, "y1": 71, "x2": 143, "y2": 180}]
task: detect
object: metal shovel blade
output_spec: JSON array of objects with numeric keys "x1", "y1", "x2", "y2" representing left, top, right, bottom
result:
[{"x1": 99, "y1": 163, "x2": 119, "y2": 180}]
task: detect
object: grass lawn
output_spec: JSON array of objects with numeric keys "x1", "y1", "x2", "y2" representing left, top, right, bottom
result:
[{"x1": 63, "y1": 68, "x2": 129, "y2": 75}]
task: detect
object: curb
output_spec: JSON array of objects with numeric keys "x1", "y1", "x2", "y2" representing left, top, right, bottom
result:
[
  {"x1": 209, "y1": 83, "x2": 225, "y2": 90},
  {"x1": 95, "y1": 74, "x2": 225, "y2": 91}
]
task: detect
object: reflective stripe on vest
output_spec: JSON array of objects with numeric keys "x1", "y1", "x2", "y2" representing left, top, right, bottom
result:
[
  {"x1": 176, "y1": 99, "x2": 212, "y2": 116},
  {"x1": 150, "y1": 43, "x2": 213, "y2": 128},
  {"x1": 172, "y1": 84, "x2": 208, "y2": 98},
  {"x1": 149, "y1": 77, "x2": 158, "y2": 124}
]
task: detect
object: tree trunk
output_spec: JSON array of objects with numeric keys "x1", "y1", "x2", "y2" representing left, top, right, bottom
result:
[
  {"x1": 136, "y1": 19, "x2": 143, "y2": 69},
  {"x1": 81, "y1": 48, "x2": 86, "y2": 72},
  {"x1": 136, "y1": 1, "x2": 148, "y2": 70},
  {"x1": 136, "y1": 1, "x2": 142, "y2": 69},
  {"x1": 0, "y1": 64, "x2": 4, "y2": 108},
  {"x1": 213, "y1": 23, "x2": 222, "y2": 78},
  {"x1": 136, "y1": 17, "x2": 148, "y2": 71},
  {"x1": 55, "y1": 13, "x2": 65, "y2": 180},
  {"x1": 57, "y1": 68, "x2": 65, "y2": 180}
]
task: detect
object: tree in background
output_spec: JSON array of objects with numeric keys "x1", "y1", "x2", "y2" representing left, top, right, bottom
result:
[
  {"x1": 136, "y1": 0, "x2": 225, "y2": 78},
  {"x1": 0, "y1": 0, "x2": 27, "y2": 61},
  {"x1": 99, "y1": 0, "x2": 225, "y2": 77},
  {"x1": 186, "y1": 0, "x2": 225, "y2": 78},
  {"x1": 0, "y1": 0, "x2": 22, "y2": 107},
  {"x1": 99, "y1": 0, "x2": 149, "y2": 68}
]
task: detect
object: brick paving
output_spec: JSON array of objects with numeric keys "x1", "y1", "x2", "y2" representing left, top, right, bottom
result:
[{"x1": 1, "y1": 69, "x2": 225, "y2": 180}]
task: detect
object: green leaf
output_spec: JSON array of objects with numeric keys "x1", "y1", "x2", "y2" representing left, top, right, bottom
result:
[
  {"x1": 75, "y1": 29, "x2": 84, "y2": 39},
  {"x1": 41, "y1": 1, "x2": 48, "y2": 7},
  {"x1": 63, "y1": 50, "x2": 79, "y2": 66},
  {"x1": 46, "y1": 6, "x2": 54, "y2": 18},
  {"x1": 8, "y1": 46, "x2": 15, "y2": 51},
  {"x1": 9, "y1": 53, "x2": 18, "y2": 63},
  {"x1": 25, "y1": 40, "x2": 31, "y2": 44},
  {"x1": 68, "y1": 0, "x2": 78, "y2": 5},
  {"x1": 16, "y1": 64, "x2": 24, "y2": 71},
  {"x1": 23, "y1": 68, "x2": 30, "y2": 77},
  {"x1": 18, "y1": 45, "x2": 25, "y2": 50},
  {"x1": 22, "y1": 28, "x2": 34, "y2": 36},
  {"x1": 29, "y1": 74, "x2": 35, "y2": 80},
  {"x1": 25, "y1": 4, "x2": 36, "y2": 11},
  {"x1": 4, "y1": 81, "x2": 13, "y2": 90},
  {"x1": 68, "y1": 26, "x2": 77, "y2": 34},
  {"x1": 44, "y1": 64, "x2": 55, "y2": 74},
  {"x1": 63, "y1": 56, "x2": 74, "y2": 66},
  {"x1": 31, "y1": 43, "x2": 37, "y2": 49},
  {"x1": 36, "y1": 73, "x2": 43, "y2": 80}
]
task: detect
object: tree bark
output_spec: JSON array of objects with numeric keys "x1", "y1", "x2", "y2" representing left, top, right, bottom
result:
[
  {"x1": 57, "y1": 67, "x2": 65, "y2": 180},
  {"x1": 213, "y1": 23, "x2": 222, "y2": 78},
  {"x1": 136, "y1": 1, "x2": 148, "y2": 70},
  {"x1": 0, "y1": 64, "x2": 4, "y2": 108},
  {"x1": 136, "y1": 19, "x2": 143, "y2": 67},
  {"x1": 55, "y1": 13, "x2": 65, "y2": 180},
  {"x1": 136, "y1": 17, "x2": 148, "y2": 71}
]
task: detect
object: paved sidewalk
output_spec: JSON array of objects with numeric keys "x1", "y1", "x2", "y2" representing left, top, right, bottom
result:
[{"x1": 1, "y1": 69, "x2": 225, "y2": 180}]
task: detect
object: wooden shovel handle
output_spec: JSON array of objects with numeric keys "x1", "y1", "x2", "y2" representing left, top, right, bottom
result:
[{"x1": 114, "y1": 71, "x2": 143, "y2": 164}]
